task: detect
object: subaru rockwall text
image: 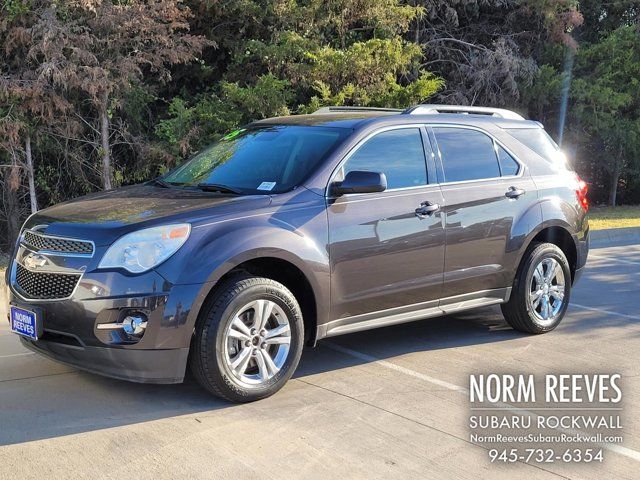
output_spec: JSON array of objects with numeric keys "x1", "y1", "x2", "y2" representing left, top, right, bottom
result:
[{"x1": 6, "y1": 104, "x2": 589, "y2": 402}]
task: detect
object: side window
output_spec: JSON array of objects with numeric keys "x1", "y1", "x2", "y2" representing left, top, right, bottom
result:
[
  {"x1": 433, "y1": 128, "x2": 500, "y2": 182},
  {"x1": 497, "y1": 146, "x2": 520, "y2": 176},
  {"x1": 343, "y1": 128, "x2": 427, "y2": 189}
]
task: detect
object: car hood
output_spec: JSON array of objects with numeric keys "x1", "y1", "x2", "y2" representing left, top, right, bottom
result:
[{"x1": 24, "y1": 184, "x2": 272, "y2": 246}]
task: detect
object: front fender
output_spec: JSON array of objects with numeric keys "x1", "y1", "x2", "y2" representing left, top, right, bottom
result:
[{"x1": 155, "y1": 191, "x2": 330, "y2": 343}]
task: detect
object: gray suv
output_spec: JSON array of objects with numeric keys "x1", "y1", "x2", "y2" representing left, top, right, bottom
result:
[{"x1": 7, "y1": 104, "x2": 589, "y2": 402}]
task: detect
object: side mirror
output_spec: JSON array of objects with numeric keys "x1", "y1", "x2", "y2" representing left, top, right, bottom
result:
[{"x1": 331, "y1": 170, "x2": 387, "y2": 196}]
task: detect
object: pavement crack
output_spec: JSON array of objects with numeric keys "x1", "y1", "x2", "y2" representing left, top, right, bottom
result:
[{"x1": 0, "y1": 371, "x2": 77, "y2": 384}]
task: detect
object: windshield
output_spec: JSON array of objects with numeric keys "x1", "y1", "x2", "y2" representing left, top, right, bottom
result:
[{"x1": 163, "y1": 125, "x2": 349, "y2": 193}]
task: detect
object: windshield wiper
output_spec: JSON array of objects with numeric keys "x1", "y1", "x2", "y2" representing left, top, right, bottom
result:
[
  {"x1": 150, "y1": 178, "x2": 174, "y2": 188},
  {"x1": 197, "y1": 183, "x2": 243, "y2": 195}
]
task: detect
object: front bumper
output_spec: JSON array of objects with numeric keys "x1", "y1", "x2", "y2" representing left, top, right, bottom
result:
[
  {"x1": 8, "y1": 267, "x2": 208, "y2": 384},
  {"x1": 21, "y1": 336, "x2": 188, "y2": 384}
]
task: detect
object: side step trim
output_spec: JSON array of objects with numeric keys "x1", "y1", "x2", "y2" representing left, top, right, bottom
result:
[{"x1": 319, "y1": 287, "x2": 511, "y2": 339}]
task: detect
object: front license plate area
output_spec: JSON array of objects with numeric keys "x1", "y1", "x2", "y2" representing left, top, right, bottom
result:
[{"x1": 10, "y1": 306, "x2": 40, "y2": 340}]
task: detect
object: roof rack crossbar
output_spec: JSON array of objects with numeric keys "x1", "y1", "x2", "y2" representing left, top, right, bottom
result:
[
  {"x1": 404, "y1": 104, "x2": 525, "y2": 121},
  {"x1": 313, "y1": 106, "x2": 403, "y2": 114}
]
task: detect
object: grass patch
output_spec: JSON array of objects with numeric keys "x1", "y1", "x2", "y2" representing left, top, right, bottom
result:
[{"x1": 589, "y1": 205, "x2": 640, "y2": 230}]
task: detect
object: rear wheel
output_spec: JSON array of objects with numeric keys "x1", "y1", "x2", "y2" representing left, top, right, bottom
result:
[
  {"x1": 501, "y1": 242, "x2": 571, "y2": 333},
  {"x1": 190, "y1": 274, "x2": 304, "y2": 402}
]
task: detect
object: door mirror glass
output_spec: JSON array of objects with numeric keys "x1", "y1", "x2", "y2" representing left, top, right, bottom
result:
[{"x1": 331, "y1": 170, "x2": 387, "y2": 196}]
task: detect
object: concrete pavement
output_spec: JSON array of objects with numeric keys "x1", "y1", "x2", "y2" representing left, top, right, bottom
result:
[{"x1": 0, "y1": 238, "x2": 639, "y2": 479}]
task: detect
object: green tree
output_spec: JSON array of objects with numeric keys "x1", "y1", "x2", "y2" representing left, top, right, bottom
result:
[
  {"x1": 158, "y1": 0, "x2": 443, "y2": 157},
  {"x1": 2, "y1": 0, "x2": 640, "y2": 251},
  {"x1": 571, "y1": 26, "x2": 640, "y2": 206},
  {"x1": 576, "y1": 0, "x2": 639, "y2": 43}
]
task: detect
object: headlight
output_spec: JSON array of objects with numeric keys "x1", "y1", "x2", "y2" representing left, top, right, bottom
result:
[{"x1": 99, "y1": 224, "x2": 191, "y2": 273}]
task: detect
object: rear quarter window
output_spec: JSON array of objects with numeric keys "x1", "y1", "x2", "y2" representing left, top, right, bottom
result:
[{"x1": 505, "y1": 128, "x2": 559, "y2": 163}]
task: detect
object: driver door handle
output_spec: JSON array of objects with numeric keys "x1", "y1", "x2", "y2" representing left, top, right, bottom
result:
[
  {"x1": 415, "y1": 201, "x2": 440, "y2": 218},
  {"x1": 505, "y1": 186, "x2": 526, "y2": 199}
]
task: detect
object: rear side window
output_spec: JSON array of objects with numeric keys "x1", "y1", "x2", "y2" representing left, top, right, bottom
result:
[
  {"x1": 433, "y1": 128, "x2": 500, "y2": 182},
  {"x1": 344, "y1": 128, "x2": 427, "y2": 189},
  {"x1": 505, "y1": 128, "x2": 559, "y2": 162},
  {"x1": 497, "y1": 146, "x2": 520, "y2": 176}
]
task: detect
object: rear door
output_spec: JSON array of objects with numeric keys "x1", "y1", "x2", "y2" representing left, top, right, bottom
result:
[
  {"x1": 326, "y1": 126, "x2": 445, "y2": 330},
  {"x1": 429, "y1": 125, "x2": 537, "y2": 302}
]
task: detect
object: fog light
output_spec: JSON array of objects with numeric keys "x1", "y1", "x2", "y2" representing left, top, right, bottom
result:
[{"x1": 122, "y1": 314, "x2": 147, "y2": 337}]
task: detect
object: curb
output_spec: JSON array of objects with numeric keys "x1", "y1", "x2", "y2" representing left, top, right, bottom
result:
[{"x1": 590, "y1": 226, "x2": 640, "y2": 247}]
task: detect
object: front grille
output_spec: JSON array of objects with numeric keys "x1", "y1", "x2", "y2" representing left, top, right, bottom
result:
[
  {"x1": 15, "y1": 264, "x2": 80, "y2": 299},
  {"x1": 22, "y1": 230, "x2": 94, "y2": 255}
]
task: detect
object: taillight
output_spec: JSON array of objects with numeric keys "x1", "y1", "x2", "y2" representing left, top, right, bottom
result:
[{"x1": 576, "y1": 174, "x2": 589, "y2": 212}]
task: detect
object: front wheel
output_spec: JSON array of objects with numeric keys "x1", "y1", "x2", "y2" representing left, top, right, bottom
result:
[
  {"x1": 190, "y1": 274, "x2": 304, "y2": 402},
  {"x1": 501, "y1": 242, "x2": 571, "y2": 334}
]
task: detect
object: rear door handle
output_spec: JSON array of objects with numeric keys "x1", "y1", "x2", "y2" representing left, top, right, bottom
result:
[
  {"x1": 415, "y1": 202, "x2": 440, "y2": 218},
  {"x1": 505, "y1": 186, "x2": 525, "y2": 199}
]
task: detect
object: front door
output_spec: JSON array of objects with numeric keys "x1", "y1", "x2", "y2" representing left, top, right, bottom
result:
[{"x1": 326, "y1": 126, "x2": 445, "y2": 331}]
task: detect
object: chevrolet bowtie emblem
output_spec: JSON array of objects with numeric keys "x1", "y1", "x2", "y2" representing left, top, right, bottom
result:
[{"x1": 24, "y1": 253, "x2": 48, "y2": 270}]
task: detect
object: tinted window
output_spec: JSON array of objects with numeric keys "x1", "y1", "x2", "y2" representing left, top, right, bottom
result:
[
  {"x1": 505, "y1": 128, "x2": 559, "y2": 163},
  {"x1": 497, "y1": 146, "x2": 519, "y2": 176},
  {"x1": 344, "y1": 128, "x2": 427, "y2": 189},
  {"x1": 164, "y1": 125, "x2": 348, "y2": 193},
  {"x1": 434, "y1": 128, "x2": 500, "y2": 182}
]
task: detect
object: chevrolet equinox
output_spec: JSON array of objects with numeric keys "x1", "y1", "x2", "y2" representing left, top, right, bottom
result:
[{"x1": 6, "y1": 104, "x2": 589, "y2": 402}]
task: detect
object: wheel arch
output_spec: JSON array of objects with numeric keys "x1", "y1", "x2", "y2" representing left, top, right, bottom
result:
[
  {"x1": 217, "y1": 256, "x2": 319, "y2": 346},
  {"x1": 518, "y1": 222, "x2": 578, "y2": 283},
  {"x1": 188, "y1": 250, "x2": 325, "y2": 347}
]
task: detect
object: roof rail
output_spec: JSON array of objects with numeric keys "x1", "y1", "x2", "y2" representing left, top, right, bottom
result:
[
  {"x1": 404, "y1": 104, "x2": 525, "y2": 121},
  {"x1": 313, "y1": 106, "x2": 403, "y2": 114}
]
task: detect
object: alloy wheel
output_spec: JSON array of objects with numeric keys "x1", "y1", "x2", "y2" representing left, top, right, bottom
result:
[
  {"x1": 528, "y1": 257, "x2": 566, "y2": 325},
  {"x1": 223, "y1": 299, "x2": 292, "y2": 387}
]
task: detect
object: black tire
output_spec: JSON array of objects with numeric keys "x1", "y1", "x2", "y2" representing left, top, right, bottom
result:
[
  {"x1": 190, "y1": 273, "x2": 304, "y2": 402},
  {"x1": 501, "y1": 242, "x2": 571, "y2": 334}
]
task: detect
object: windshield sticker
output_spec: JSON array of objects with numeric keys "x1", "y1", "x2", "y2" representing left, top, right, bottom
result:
[
  {"x1": 257, "y1": 182, "x2": 276, "y2": 191},
  {"x1": 222, "y1": 128, "x2": 246, "y2": 141}
]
